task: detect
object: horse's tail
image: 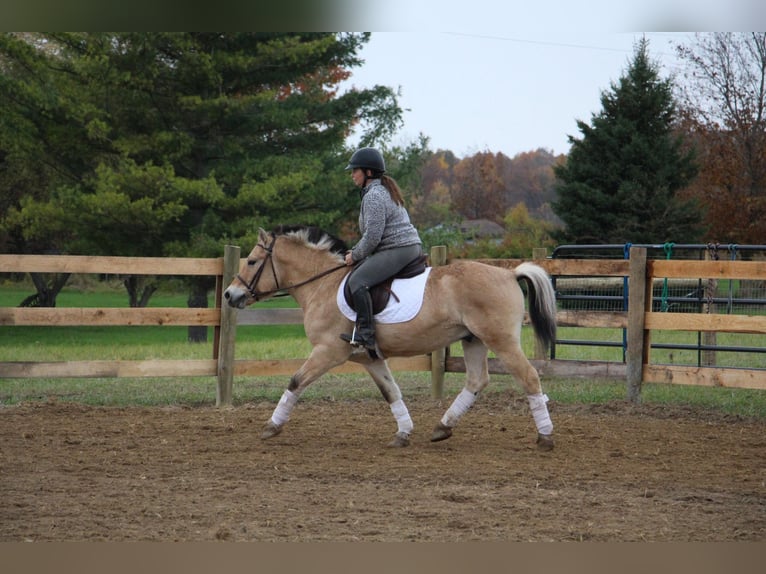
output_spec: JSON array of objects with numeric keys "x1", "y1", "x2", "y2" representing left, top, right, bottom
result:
[{"x1": 513, "y1": 262, "x2": 557, "y2": 352}]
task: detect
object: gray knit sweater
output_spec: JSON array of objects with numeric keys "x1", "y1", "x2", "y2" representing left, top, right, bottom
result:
[{"x1": 350, "y1": 179, "x2": 422, "y2": 262}]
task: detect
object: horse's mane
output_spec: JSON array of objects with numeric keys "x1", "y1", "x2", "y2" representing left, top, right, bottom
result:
[{"x1": 272, "y1": 225, "x2": 348, "y2": 257}]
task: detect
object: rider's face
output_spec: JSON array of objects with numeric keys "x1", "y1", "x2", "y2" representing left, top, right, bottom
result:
[{"x1": 351, "y1": 167, "x2": 367, "y2": 188}]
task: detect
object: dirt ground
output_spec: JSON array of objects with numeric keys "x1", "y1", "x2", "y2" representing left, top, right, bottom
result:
[{"x1": 1, "y1": 392, "x2": 764, "y2": 542}]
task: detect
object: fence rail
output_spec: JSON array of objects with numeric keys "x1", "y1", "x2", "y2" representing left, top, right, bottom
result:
[
  {"x1": 1, "y1": 246, "x2": 765, "y2": 405},
  {"x1": 0, "y1": 248, "x2": 432, "y2": 405},
  {"x1": 442, "y1": 247, "x2": 766, "y2": 394}
]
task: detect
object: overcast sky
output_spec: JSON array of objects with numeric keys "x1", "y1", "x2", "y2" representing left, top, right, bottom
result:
[
  {"x1": 337, "y1": 0, "x2": 766, "y2": 159},
  {"x1": 5, "y1": 1, "x2": 760, "y2": 160},
  {"x1": 341, "y1": 31, "x2": 693, "y2": 158}
]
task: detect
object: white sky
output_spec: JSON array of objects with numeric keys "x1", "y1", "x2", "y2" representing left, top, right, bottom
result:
[
  {"x1": 342, "y1": 31, "x2": 691, "y2": 159},
  {"x1": 338, "y1": 0, "x2": 766, "y2": 158}
]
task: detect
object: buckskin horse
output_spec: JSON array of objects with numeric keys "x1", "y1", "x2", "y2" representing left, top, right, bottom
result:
[{"x1": 223, "y1": 225, "x2": 557, "y2": 450}]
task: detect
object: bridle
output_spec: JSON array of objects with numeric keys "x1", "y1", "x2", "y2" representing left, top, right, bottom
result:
[{"x1": 236, "y1": 234, "x2": 347, "y2": 302}]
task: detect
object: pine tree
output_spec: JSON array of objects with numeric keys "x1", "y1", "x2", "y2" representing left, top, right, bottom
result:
[
  {"x1": 552, "y1": 37, "x2": 704, "y2": 244},
  {"x1": 0, "y1": 33, "x2": 402, "y2": 317}
]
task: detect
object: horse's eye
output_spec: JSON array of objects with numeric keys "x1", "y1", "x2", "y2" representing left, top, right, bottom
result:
[{"x1": 247, "y1": 259, "x2": 257, "y2": 266}]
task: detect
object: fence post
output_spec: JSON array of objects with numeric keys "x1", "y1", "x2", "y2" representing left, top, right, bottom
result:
[
  {"x1": 702, "y1": 248, "x2": 718, "y2": 366},
  {"x1": 217, "y1": 244, "x2": 240, "y2": 407},
  {"x1": 430, "y1": 245, "x2": 448, "y2": 399},
  {"x1": 532, "y1": 247, "x2": 548, "y2": 360},
  {"x1": 626, "y1": 246, "x2": 647, "y2": 403}
]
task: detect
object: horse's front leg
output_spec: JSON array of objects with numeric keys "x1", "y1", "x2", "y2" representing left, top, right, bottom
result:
[
  {"x1": 362, "y1": 359, "x2": 413, "y2": 447},
  {"x1": 262, "y1": 344, "x2": 348, "y2": 440}
]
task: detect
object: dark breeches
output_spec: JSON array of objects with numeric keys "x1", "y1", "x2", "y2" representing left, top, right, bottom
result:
[{"x1": 347, "y1": 244, "x2": 423, "y2": 293}]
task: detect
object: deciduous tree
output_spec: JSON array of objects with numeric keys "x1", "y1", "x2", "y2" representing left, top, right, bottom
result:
[
  {"x1": 452, "y1": 151, "x2": 505, "y2": 222},
  {"x1": 675, "y1": 32, "x2": 766, "y2": 243}
]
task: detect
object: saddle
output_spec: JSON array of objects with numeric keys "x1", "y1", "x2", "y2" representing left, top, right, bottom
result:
[{"x1": 343, "y1": 254, "x2": 429, "y2": 314}]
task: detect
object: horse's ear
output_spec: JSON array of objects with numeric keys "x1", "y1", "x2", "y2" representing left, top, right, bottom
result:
[{"x1": 257, "y1": 228, "x2": 269, "y2": 243}]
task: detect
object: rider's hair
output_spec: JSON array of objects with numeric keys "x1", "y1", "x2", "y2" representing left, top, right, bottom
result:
[{"x1": 378, "y1": 173, "x2": 405, "y2": 206}]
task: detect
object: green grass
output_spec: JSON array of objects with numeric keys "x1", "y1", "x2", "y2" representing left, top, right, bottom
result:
[
  {"x1": 3, "y1": 371, "x2": 765, "y2": 419},
  {"x1": 1, "y1": 280, "x2": 307, "y2": 361},
  {"x1": 0, "y1": 280, "x2": 190, "y2": 308},
  {"x1": 1, "y1": 282, "x2": 765, "y2": 418}
]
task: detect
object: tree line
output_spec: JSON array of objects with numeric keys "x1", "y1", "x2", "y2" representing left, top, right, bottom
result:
[
  {"x1": 0, "y1": 32, "x2": 402, "y2": 326},
  {"x1": 1, "y1": 33, "x2": 764, "y2": 321},
  {"x1": 401, "y1": 35, "x2": 765, "y2": 255}
]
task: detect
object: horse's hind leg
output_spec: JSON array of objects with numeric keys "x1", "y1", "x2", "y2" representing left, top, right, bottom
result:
[
  {"x1": 431, "y1": 337, "x2": 490, "y2": 442},
  {"x1": 363, "y1": 360, "x2": 413, "y2": 447},
  {"x1": 492, "y1": 344, "x2": 554, "y2": 451}
]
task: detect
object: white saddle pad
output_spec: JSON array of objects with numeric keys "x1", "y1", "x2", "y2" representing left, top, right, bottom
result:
[{"x1": 337, "y1": 267, "x2": 432, "y2": 324}]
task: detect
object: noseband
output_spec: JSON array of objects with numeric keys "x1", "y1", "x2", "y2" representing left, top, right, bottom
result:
[
  {"x1": 236, "y1": 234, "x2": 347, "y2": 301},
  {"x1": 236, "y1": 235, "x2": 280, "y2": 302}
]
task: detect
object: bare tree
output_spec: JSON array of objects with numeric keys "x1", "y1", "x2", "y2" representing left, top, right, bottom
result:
[{"x1": 675, "y1": 33, "x2": 766, "y2": 243}]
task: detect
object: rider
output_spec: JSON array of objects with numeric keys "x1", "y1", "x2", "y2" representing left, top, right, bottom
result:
[{"x1": 341, "y1": 147, "x2": 423, "y2": 353}]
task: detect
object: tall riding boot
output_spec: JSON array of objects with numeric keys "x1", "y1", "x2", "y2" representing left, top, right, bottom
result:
[{"x1": 340, "y1": 287, "x2": 377, "y2": 351}]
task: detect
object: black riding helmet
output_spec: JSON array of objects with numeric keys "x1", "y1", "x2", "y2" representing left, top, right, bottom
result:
[{"x1": 345, "y1": 147, "x2": 386, "y2": 174}]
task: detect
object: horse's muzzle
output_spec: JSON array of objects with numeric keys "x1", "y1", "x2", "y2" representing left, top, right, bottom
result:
[{"x1": 223, "y1": 286, "x2": 247, "y2": 309}]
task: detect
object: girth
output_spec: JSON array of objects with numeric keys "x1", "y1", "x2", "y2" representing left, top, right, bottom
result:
[{"x1": 344, "y1": 254, "x2": 429, "y2": 314}]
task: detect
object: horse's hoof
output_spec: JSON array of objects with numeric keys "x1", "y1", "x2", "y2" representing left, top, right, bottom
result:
[
  {"x1": 536, "y1": 433, "x2": 554, "y2": 451},
  {"x1": 430, "y1": 423, "x2": 453, "y2": 442},
  {"x1": 387, "y1": 432, "x2": 410, "y2": 448},
  {"x1": 261, "y1": 421, "x2": 283, "y2": 440}
]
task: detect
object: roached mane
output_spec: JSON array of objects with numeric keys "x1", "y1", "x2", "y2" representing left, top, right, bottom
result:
[{"x1": 271, "y1": 225, "x2": 348, "y2": 257}]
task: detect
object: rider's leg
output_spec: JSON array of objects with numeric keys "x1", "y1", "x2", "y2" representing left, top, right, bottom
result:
[
  {"x1": 340, "y1": 244, "x2": 423, "y2": 350},
  {"x1": 340, "y1": 285, "x2": 376, "y2": 349}
]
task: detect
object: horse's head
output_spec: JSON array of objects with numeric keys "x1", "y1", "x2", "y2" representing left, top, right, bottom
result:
[
  {"x1": 224, "y1": 225, "x2": 349, "y2": 309},
  {"x1": 223, "y1": 228, "x2": 280, "y2": 309}
]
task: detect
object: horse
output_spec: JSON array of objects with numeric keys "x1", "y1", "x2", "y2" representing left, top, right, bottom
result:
[{"x1": 223, "y1": 225, "x2": 558, "y2": 450}]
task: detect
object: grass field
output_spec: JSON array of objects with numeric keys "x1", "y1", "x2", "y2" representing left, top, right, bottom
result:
[{"x1": 1, "y1": 281, "x2": 765, "y2": 417}]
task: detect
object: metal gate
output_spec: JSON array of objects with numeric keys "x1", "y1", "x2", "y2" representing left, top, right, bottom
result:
[{"x1": 549, "y1": 243, "x2": 766, "y2": 369}]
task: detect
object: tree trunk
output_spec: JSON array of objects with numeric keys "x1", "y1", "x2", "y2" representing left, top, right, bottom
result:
[
  {"x1": 19, "y1": 272, "x2": 71, "y2": 307},
  {"x1": 187, "y1": 280, "x2": 209, "y2": 343},
  {"x1": 123, "y1": 276, "x2": 157, "y2": 308}
]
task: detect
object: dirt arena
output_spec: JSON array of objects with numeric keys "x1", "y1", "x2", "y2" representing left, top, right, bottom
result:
[{"x1": 1, "y1": 392, "x2": 764, "y2": 542}]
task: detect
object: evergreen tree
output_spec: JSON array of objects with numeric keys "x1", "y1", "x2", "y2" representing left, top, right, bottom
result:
[
  {"x1": 552, "y1": 37, "x2": 704, "y2": 244},
  {"x1": 0, "y1": 33, "x2": 402, "y2": 317}
]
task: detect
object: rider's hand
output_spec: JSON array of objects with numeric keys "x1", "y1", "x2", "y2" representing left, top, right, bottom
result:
[{"x1": 344, "y1": 252, "x2": 354, "y2": 266}]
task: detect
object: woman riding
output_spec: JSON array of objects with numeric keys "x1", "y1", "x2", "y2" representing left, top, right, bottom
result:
[{"x1": 341, "y1": 147, "x2": 423, "y2": 353}]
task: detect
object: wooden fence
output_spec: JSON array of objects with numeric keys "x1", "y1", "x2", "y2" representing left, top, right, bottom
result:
[
  {"x1": 474, "y1": 247, "x2": 766, "y2": 398},
  {"x1": 0, "y1": 246, "x2": 429, "y2": 406},
  {"x1": 1, "y1": 246, "x2": 764, "y2": 405}
]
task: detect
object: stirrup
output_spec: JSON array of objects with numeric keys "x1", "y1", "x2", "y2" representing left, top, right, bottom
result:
[
  {"x1": 340, "y1": 326, "x2": 375, "y2": 349},
  {"x1": 340, "y1": 328, "x2": 382, "y2": 360}
]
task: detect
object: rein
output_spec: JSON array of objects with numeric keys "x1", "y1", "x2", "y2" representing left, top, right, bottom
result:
[{"x1": 237, "y1": 235, "x2": 347, "y2": 301}]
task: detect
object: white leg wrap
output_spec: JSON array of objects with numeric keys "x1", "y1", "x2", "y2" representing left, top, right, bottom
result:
[
  {"x1": 527, "y1": 393, "x2": 553, "y2": 435},
  {"x1": 440, "y1": 388, "x2": 477, "y2": 428},
  {"x1": 390, "y1": 399, "x2": 413, "y2": 434},
  {"x1": 271, "y1": 389, "x2": 299, "y2": 427}
]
